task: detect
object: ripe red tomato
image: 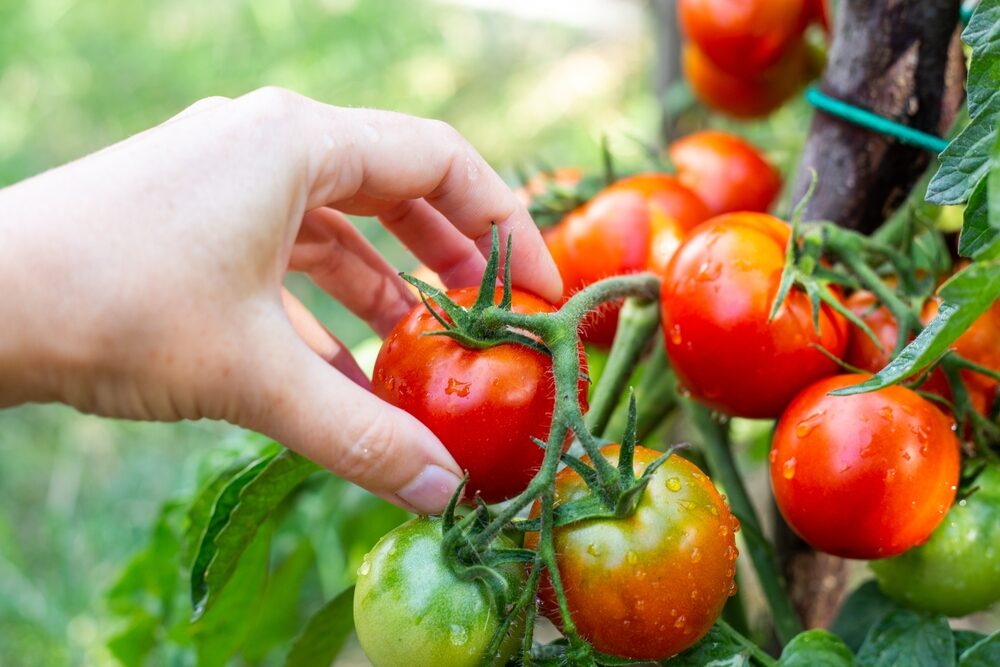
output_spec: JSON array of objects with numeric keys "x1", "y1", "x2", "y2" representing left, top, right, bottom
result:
[
  {"x1": 372, "y1": 287, "x2": 588, "y2": 504},
  {"x1": 667, "y1": 130, "x2": 782, "y2": 216},
  {"x1": 660, "y1": 212, "x2": 848, "y2": 418},
  {"x1": 678, "y1": 0, "x2": 808, "y2": 76},
  {"x1": 682, "y1": 41, "x2": 813, "y2": 119},
  {"x1": 846, "y1": 291, "x2": 1000, "y2": 416},
  {"x1": 547, "y1": 173, "x2": 710, "y2": 346},
  {"x1": 525, "y1": 445, "x2": 739, "y2": 660},
  {"x1": 770, "y1": 374, "x2": 960, "y2": 559}
]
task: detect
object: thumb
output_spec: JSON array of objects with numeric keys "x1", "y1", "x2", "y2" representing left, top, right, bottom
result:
[{"x1": 239, "y1": 322, "x2": 463, "y2": 515}]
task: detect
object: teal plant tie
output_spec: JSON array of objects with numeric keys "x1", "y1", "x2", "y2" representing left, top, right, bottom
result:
[
  {"x1": 960, "y1": 3, "x2": 975, "y2": 24},
  {"x1": 805, "y1": 86, "x2": 950, "y2": 154}
]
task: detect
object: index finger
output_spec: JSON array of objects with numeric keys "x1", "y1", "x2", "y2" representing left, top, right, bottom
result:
[{"x1": 292, "y1": 100, "x2": 562, "y2": 303}]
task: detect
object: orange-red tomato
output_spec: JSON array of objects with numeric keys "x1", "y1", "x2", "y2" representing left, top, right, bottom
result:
[
  {"x1": 846, "y1": 291, "x2": 1000, "y2": 416},
  {"x1": 660, "y1": 212, "x2": 848, "y2": 418},
  {"x1": 548, "y1": 173, "x2": 710, "y2": 346},
  {"x1": 667, "y1": 130, "x2": 782, "y2": 216},
  {"x1": 372, "y1": 287, "x2": 588, "y2": 504},
  {"x1": 525, "y1": 445, "x2": 739, "y2": 660},
  {"x1": 770, "y1": 374, "x2": 960, "y2": 559},
  {"x1": 678, "y1": 0, "x2": 808, "y2": 76},
  {"x1": 682, "y1": 41, "x2": 813, "y2": 119}
]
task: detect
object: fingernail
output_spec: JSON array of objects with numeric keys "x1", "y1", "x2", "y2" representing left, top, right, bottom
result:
[{"x1": 396, "y1": 465, "x2": 463, "y2": 515}]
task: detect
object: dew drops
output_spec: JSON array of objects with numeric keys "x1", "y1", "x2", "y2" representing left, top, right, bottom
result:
[
  {"x1": 728, "y1": 581, "x2": 739, "y2": 597},
  {"x1": 449, "y1": 624, "x2": 469, "y2": 646},
  {"x1": 769, "y1": 448, "x2": 778, "y2": 464},
  {"x1": 709, "y1": 505, "x2": 719, "y2": 517},
  {"x1": 626, "y1": 550, "x2": 638, "y2": 565},
  {"x1": 666, "y1": 477, "x2": 682, "y2": 492},
  {"x1": 901, "y1": 403, "x2": 915, "y2": 416},
  {"x1": 445, "y1": 377, "x2": 471, "y2": 397},
  {"x1": 690, "y1": 589, "x2": 699, "y2": 600},
  {"x1": 691, "y1": 547, "x2": 702, "y2": 563},
  {"x1": 795, "y1": 411, "x2": 825, "y2": 438},
  {"x1": 669, "y1": 324, "x2": 683, "y2": 346},
  {"x1": 696, "y1": 260, "x2": 722, "y2": 282},
  {"x1": 782, "y1": 458, "x2": 797, "y2": 480},
  {"x1": 357, "y1": 557, "x2": 371, "y2": 577},
  {"x1": 674, "y1": 615, "x2": 687, "y2": 629},
  {"x1": 878, "y1": 406, "x2": 894, "y2": 422},
  {"x1": 884, "y1": 468, "x2": 897, "y2": 482},
  {"x1": 719, "y1": 525, "x2": 729, "y2": 538},
  {"x1": 587, "y1": 543, "x2": 601, "y2": 558}
]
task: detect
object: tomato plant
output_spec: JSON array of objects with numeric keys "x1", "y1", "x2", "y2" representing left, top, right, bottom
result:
[
  {"x1": 667, "y1": 130, "x2": 782, "y2": 216},
  {"x1": 372, "y1": 286, "x2": 588, "y2": 504},
  {"x1": 547, "y1": 173, "x2": 710, "y2": 345},
  {"x1": 354, "y1": 516, "x2": 525, "y2": 667},
  {"x1": 525, "y1": 444, "x2": 739, "y2": 661},
  {"x1": 871, "y1": 464, "x2": 1000, "y2": 617},
  {"x1": 660, "y1": 212, "x2": 848, "y2": 418},
  {"x1": 770, "y1": 374, "x2": 961, "y2": 559}
]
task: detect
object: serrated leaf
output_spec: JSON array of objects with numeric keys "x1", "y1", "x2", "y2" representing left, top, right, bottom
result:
[
  {"x1": 779, "y1": 630, "x2": 856, "y2": 667},
  {"x1": 661, "y1": 624, "x2": 750, "y2": 666},
  {"x1": 831, "y1": 261, "x2": 1000, "y2": 395},
  {"x1": 830, "y1": 581, "x2": 899, "y2": 653},
  {"x1": 927, "y1": 119, "x2": 996, "y2": 205},
  {"x1": 963, "y1": 0, "x2": 1000, "y2": 118},
  {"x1": 856, "y1": 610, "x2": 954, "y2": 667},
  {"x1": 283, "y1": 586, "x2": 355, "y2": 667},
  {"x1": 191, "y1": 450, "x2": 318, "y2": 618},
  {"x1": 959, "y1": 179, "x2": 1000, "y2": 259},
  {"x1": 960, "y1": 630, "x2": 1000, "y2": 667}
]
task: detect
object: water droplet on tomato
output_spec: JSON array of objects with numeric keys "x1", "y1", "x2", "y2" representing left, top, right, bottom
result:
[
  {"x1": 709, "y1": 505, "x2": 719, "y2": 517},
  {"x1": 691, "y1": 548, "x2": 702, "y2": 563},
  {"x1": 719, "y1": 525, "x2": 729, "y2": 538},
  {"x1": 885, "y1": 468, "x2": 896, "y2": 482},
  {"x1": 669, "y1": 324, "x2": 683, "y2": 346},
  {"x1": 769, "y1": 448, "x2": 778, "y2": 464},
  {"x1": 728, "y1": 581, "x2": 739, "y2": 597},
  {"x1": 449, "y1": 624, "x2": 469, "y2": 646},
  {"x1": 666, "y1": 477, "x2": 682, "y2": 492},
  {"x1": 445, "y1": 377, "x2": 471, "y2": 397},
  {"x1": 795, "y1": 411, "x2": 825, "y2": 438},
  {"x1": 680, "y1": 501, "x2": 696, "y2": 511},
  {"x1": 901, "y1": 403, "x2": 915, "y2": 416},
  {"x1": 674, "y1": 615, "x2": 687, "y2": 629},
  {"x1": 690, "y1": 589, "x2": 699, "y2": 600},
  {"x1": 878, "y1": 406, "x2": 894, "y2": 422},
  {"x1": 357, "y1": 557, "x2": 371, "y2": 577},
  {"x1": 696, "y1": 261, "x2": 721, "y2": 281},
  {"x1": 782, "y1": 458, "x2": 797, "y2": 480},
  {"x1": 587, "y1": 543, "x2": 601, "y2": 557},
  {"x1": 626, "y1": 550, "x2": 638, "y2": 565}
]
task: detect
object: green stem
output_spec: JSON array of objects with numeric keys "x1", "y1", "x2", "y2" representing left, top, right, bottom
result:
[
  {"x1": 717, "y1": 620, "x2": 778, "y2": 667},
  {"x1": 686, "y1": 401, "x2": 803, "y2": 645},
  {"x1": 585, "y1": 297, "x2": 661, "y2": 438},
  {"x1": 605, "y1": 339, "x2": 677, "y2": 442}
]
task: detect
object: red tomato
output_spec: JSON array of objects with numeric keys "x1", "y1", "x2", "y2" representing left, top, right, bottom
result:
[
  {"x1": 678, "y1": 0, "x2": 808, "y2": 76},
  {"x1": 547, "y1": 174, "x2": 710, "y2": 346},
  {"x1": 372, "y1": 287, "x2": 588, "y2": 504},
  {"x1": 525, "y1": 445, "x2": 739, "y2": 660},
  {"x1": 846, "y1": 291, "x2": 1000, "y2": 416},
  {"x1": 660, "y1": 212, "x2": 848, "y2": 418},
  {"x1": 770, "y1": 374, "x2": 960, "y2": 559},
  {"x1": 667, "y1": 131, "x2": 782, "y2": 216},
  {"x1": 682, "y1": 41, "x2": 813, "y2": 119}
]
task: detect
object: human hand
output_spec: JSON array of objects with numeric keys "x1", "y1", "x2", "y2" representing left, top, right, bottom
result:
[{"x1": 0, "y1": 87, "x2": 561, "y2": 514}]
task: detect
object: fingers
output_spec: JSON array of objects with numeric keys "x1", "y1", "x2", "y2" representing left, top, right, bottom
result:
[
  {"x1": 234, "y1": 89, "x2": 561, "y2": 302},
  {"x1": 289, "y1": 207, "x2": 416, "y2": 337},
  {"x1": 280, "y1": 287, "x2": 369, "y2": 388},
  {"x1": 240, "y1": 322, "x2": 463, "y2": 514},
  {"x1": 163, "y1": 96, "x2": 232, "y2": 126}
]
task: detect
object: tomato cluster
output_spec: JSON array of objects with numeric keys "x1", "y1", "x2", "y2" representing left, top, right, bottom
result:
[{"x1": 678, "y1": 0, "x2": 826, "y2": 117}]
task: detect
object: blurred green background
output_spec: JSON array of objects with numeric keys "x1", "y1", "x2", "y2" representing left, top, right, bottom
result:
[{"x1": 0, "y1": 0, "x2": 813, "y2": 664}]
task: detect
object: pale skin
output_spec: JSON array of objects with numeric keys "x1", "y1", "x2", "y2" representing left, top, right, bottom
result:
[{"x1": 0, "y1": 87, "x2": 562, "y2": 514}]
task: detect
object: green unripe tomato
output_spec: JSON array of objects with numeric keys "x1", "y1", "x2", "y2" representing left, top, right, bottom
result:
[
  {"x1": 871, "y1": 465, "x2": 1000, "y2": 617},
  {"x1": 353, "y1": 517, "x2": 525, "y2": 667}
]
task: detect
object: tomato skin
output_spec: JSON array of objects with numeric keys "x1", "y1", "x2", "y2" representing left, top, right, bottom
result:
[
  {"x1": 525, "y1": 445, "x2": 739, "y2": 660},
  {"x1": 678, "y1": 0, "x2": 807, "y2": 76},
  {"x1": 660, "y1": 212, "x2": 848, "y2": 418},
  {"x1": 548, "y1": 174, "x2": 710, "y2": 346},
  {"x1": 668, "y1": 131, "x2": 782, "y2": 217},
  {"x1": 846, "y1": 291, "x2": 1000, "y2": 416},
  {"x1": 871, "y1": 465, "x2": 1000, "y2": 617},
  {"x1": 372, "y1": 287, "x2": 588, "y2": 503},
  {"x1": 354, "y1": 517, "x2": 525, "y2": 667},
  {"x1": 682, "y1": 41, "x2": 812, "y2": 119},
  {"x1": 770, "y1": 374, "x2": 960, "y2": 560}
]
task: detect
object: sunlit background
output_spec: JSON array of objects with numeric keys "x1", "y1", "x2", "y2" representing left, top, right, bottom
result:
[{"x1": 0, "y1": 0, "x2": 813, "y2": 664}]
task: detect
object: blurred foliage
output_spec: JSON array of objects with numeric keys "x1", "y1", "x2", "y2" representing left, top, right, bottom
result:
[{"x1": 0, "y1": 0, "x2": 822, "y2": 664}]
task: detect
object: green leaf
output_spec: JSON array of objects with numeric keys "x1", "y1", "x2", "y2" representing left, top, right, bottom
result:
[
  {"x1": 106, "y1": 610, "x2": 159, "y2": 667},
  {"x1": 106, "y1": 501, "x2": 183, "y2": 619},
  {"x1": 961, "y1": 631, "x2": 1000, "y2": 667},
  {"x1": 856, "y1": 610, "x2": 954, "y2": 667},
  {"x1": 779, "y1": 630, "x2": 856, "y2": 667},
  {"x1": 190, "y1": 450, "x2": 318, "y2": 619},
  {"x1": 182, "y1": 459, "x2": 254, "y2": 569},
  {"x1": 661, "y1": 624, "x2": 751, "y2": 666},
  {"x1": 927, "y1": 117, "x2": 996, "y2": 205},
  {"x1": 958, "y1": 179, "x2": 1000, "y2": 259},
  {"x1": 830, "y1": 581, "x2": 899, "y2": 653},
  {"x1": 955, "y1": 631, "x2": 988, "y2": 659},
  {"x1": 283, "y1": 586, "x2": 355, "y2": 667},
  {"x1": 962, "y1": 0, "x2": 1000, "y2": 119},
  {"x1": 831, "y1": 261, "x2": 1000, "y2": 395}
]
